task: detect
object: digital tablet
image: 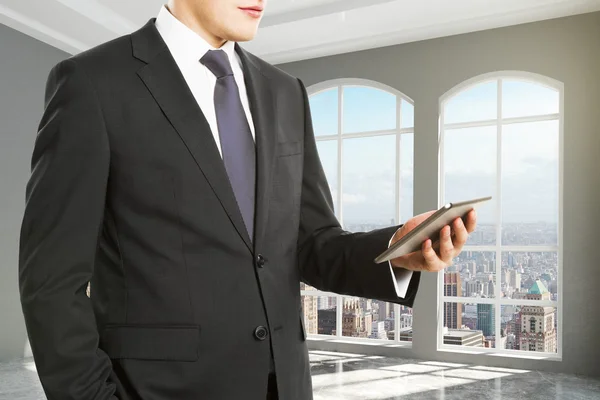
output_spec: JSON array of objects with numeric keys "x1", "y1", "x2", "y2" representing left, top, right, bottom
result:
[{"x1": 374, "y1": 196, "x2": 492, "y2": 264}]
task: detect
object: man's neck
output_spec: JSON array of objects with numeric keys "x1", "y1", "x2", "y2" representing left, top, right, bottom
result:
[{"x1": 165, "y1": 4, "x2": 226, "y2": 48}]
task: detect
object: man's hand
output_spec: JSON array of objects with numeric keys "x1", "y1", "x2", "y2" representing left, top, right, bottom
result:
[{"x1": 390, "y1": 209, "x2": 477, "y2": 272}]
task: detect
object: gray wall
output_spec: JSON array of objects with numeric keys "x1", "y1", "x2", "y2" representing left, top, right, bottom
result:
[
  {"x1": 0, "y1": 23, "x2": 68, "y2": 361},
  {"x1": 279, "y1": 12, "x2": 600, "y2": 377}
]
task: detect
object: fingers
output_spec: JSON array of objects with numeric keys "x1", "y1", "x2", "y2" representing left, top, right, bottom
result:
[
  {"x1": 438, "y1": 225, "x2": 454, "y2": 264},
  {"x1": 452, "y1": 217, "x2": 468, "y2": 249},
  {"x1": 464, "y1": 209, "x2": 477, "y2": 233},
  {"x1": 420, "y1": 225, "x2": 455, "y2": 272},
  {"x1": 421, "y1": 239, "x2": 441, "y2": 271},
  {"x1": 397, "y1": 212, "x2": 477, "y2": 273}
]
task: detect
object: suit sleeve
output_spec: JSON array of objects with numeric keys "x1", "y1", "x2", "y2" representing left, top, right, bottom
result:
[
  {"x1": 295, "y1": 78, "x2": 420, "y2": 307},
  {"x1": 18, "y1": 58, "x2": 117, "y2": 400}
]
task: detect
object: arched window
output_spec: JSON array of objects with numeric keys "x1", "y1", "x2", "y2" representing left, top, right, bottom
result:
[
  {"x1": 300, "y1": 79, "x2": 415, "y2": 344},
  {"x1": 439, "y1": 72, "x2": 562, "y2": 357}
]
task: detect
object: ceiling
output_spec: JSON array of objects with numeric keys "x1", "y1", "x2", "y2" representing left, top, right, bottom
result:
[{"x1": 1, "y1": 0, "x2": 599, "y2": 64}]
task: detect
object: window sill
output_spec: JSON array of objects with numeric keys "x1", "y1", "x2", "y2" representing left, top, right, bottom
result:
[
  {"x1": 437, "y1": 346, "x2": 562, "y2": 361},
  {"x1": 307, "y1": 335, "x2": 412, "y2": 348}
]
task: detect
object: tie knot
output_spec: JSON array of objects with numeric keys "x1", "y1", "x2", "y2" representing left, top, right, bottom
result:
[{"x1": 201, "y1": 50, "x2": 234, "y2": 79}]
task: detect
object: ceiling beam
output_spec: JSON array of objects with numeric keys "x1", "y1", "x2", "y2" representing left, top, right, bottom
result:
[
  {"x1": 261, "y1": 0, "x2": 399, "y2": 27},
  {"x1": 0, "y1": 3, "x2": 85, "y2": 54}
]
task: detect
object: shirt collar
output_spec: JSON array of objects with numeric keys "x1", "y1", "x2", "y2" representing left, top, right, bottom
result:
[{"x1": 155, "y1": 5, "x2": 238, "y2": 68}]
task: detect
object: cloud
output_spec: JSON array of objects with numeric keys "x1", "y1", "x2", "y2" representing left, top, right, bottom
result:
[{"x1": 342, "y1": 193, "x2": 367, "y2": 204}]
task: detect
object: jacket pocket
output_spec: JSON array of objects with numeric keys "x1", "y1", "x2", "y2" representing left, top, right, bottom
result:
[
  {"x1": 277, "y1": 141, "x2": 303, "y2": 157},
  {"x1": 100, "y1": 324, "x2": 200, "y2": 362}
]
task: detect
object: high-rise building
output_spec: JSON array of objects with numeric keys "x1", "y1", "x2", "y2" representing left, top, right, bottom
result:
[
  {"x1": 477, "y1": 302, "x2": 495, "y2": 337},
  {"x1": 466, "y1": 280, "x2": 483, "y2": 297},
  {"x1": 526, "y1": 280, "x2": 551, "y2": 301},
  {"x1": 399, "y1": 313, "x2": 413, "y2": 329},
  {"x1": 506, "y1": 333, "x2": 517, "y2": 350},
  {"x1": 317, "y1": 296, "x2": 333, "y2": 310},
  {"x1": 370, "y1": 321, "x2": 387, "y2": 340},
  {"x1": 468, "y1": 261, "x2": 477, "y2": 276},
  {"x1": 444, "y1": 273, "x2": 462, "y2": 329},
  {"x1": 301, "y1": 294, "x2": 318, "y2": 335},
  {"x1": 519, "y1": 280, "x2": 557, "y2": 352},
  {"x1": 317, "y1": 309, "x2": 336, "y2": 335},
  {"x1": 341, "y1": 298, "x2": 372, "y2": 338},
  {"x1": 511, "y1": 311, "x2": 522, "y2": 350},
  {"x1": 502, "y1": 270, "x2": 510, "y2": 285},
  {"x1": 376, "y1": 300, "x2": 392, "y2": 321},
  {"x1": 510, "y1": 270, "x2": 522, "y2": 291},
  {"x1": 508, "y1": 252, "x2": 515, "y2": 268}
]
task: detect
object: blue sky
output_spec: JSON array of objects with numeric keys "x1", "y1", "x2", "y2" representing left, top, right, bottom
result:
[{"x1": 309, "y1": 79, "x2": 560, "y2": 226}]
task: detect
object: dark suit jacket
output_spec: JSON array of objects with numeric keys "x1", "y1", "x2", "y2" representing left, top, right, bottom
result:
[{"x1": 18, "y1": 18, "x2": 420, "y2": 400}]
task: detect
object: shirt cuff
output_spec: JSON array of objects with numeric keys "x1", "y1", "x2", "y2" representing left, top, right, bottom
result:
[{"x1": 388, "y1": 226, "x2": 413, "y2": 299}]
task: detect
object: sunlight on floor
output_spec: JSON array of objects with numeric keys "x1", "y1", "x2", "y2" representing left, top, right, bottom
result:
[{"x1": 309, "y1": 351, "x2": 532, "y2": 400}]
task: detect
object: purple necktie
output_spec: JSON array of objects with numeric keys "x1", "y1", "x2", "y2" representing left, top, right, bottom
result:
[{"x1": 201, "y1": 50, "x2": 256, "y2": 240}]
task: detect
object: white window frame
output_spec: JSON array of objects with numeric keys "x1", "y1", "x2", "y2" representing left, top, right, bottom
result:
[
  {"x1": 302, "y1": 78, "x2": 414, "y2": 346},
  {"x1": 437, "y1": 71, "x2": 564, "y2": 359}
]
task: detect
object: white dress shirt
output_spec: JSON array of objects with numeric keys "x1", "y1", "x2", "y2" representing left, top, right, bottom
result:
[
  {"x1": 154, "y1": 5, "x2": 412, "y2": 298},
  {"x1": 155, "y1": 5, "x2": 255, "y2": 158}
]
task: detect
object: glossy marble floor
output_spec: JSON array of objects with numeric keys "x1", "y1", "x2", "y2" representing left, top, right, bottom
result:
[
  {"x1": 1, "y1": 351, "x2": 599, "y2": 399},
  {"x1": 309, "y1": 351, "x2": 600, "y2": 399}
]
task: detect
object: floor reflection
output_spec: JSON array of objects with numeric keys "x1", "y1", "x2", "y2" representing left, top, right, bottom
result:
[
  {"x1": 1, "y1": 351, "x2": 599, "y2": 399},
  {"x1": 309, "y1": 351, "x2": 600, "y2": 400}
]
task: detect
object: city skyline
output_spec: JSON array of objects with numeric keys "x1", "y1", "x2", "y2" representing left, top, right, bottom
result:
[{"x1": 302, "y1": 220, "x2": 559, "y2": 351}]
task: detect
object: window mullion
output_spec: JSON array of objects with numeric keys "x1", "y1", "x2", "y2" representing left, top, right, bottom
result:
[
  {"x1": 336, "y1": 85, "x2": 343, "y2": 339},
  {"x1": 495, "y1": 78, "x2": 503, "y2": 349},
  {"x1": 394, "y1": 96, "x2": 403, "y2": 342}
]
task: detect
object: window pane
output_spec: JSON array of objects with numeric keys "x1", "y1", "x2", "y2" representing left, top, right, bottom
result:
[
  {"x1": 443, "y1": 126, "x2": 497, "y2": 245},
  {"x1": 400, "y1": 99, "x2": 414, "y2": 129},
  {"x1": 342, "y1": 135, "x2": 396, "y2": 228},
  {"x1": 309, "y1": 88, "x2": 338, "y2": 137},
  {"x1": 400, "y1": 133, "x2": 414, "y2": 221},
  {"x1": 444, "y1": 251, "x2": 497, "y2": 300},
  {"x1": 397, "y1": 305, "x2": 413, "y2": 342},
  {"x1": 502, "y1": 80, "x2": 559, "y2": 119},
  {"x1": 501, "y1": 120, "x2": 558, "y2": 245},
  {"x1": 343, "y1": 86, "x2": 396, "y2": 133},
  {"x1": 442, "y1": 302, "x2": 494, "y2": 348},
  {"x1": 341, "y1": 297, "x2": 395, "y2": 340},
  {"x1": 316, "y1": 140, "x2": 338, "y2": 214},
  {"x1": 300, "y1": 295, "x2": 338, "y2": 336},
  {"x1": 501, "y1": 305, "x2": 557, "y2": 353},
  {"x1": 501, "y1": 252, "x2": 558, "y2": 301},
  {"x1": 444, "y1": 80, "x2": 497, "y2": 124}
]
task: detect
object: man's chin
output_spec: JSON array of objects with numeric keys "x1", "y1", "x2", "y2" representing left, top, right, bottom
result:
[{"x1": 226, "y1": 29, "x2": 259, "y2": 43}]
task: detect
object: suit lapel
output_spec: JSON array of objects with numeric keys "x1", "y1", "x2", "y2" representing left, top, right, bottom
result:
[
  {"x1": 132, "y1": 20, "x2": 253, "y2": 253},
  {"x1": 235, "y1": 44, "x2": 278, "y2": 254}
]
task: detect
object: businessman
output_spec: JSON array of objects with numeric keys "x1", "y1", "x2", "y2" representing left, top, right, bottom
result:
[{"x1": 18, "y1": 0, "x2": 477, "y2": 399}]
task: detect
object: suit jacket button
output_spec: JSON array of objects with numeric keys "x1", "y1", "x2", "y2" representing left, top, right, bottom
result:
[
  {"x1": 254, "y1": 326, "x2": 268, "y2": 341},
  {"x1": 256, "y1": 254, "x2": 266, "y2": 268}
]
